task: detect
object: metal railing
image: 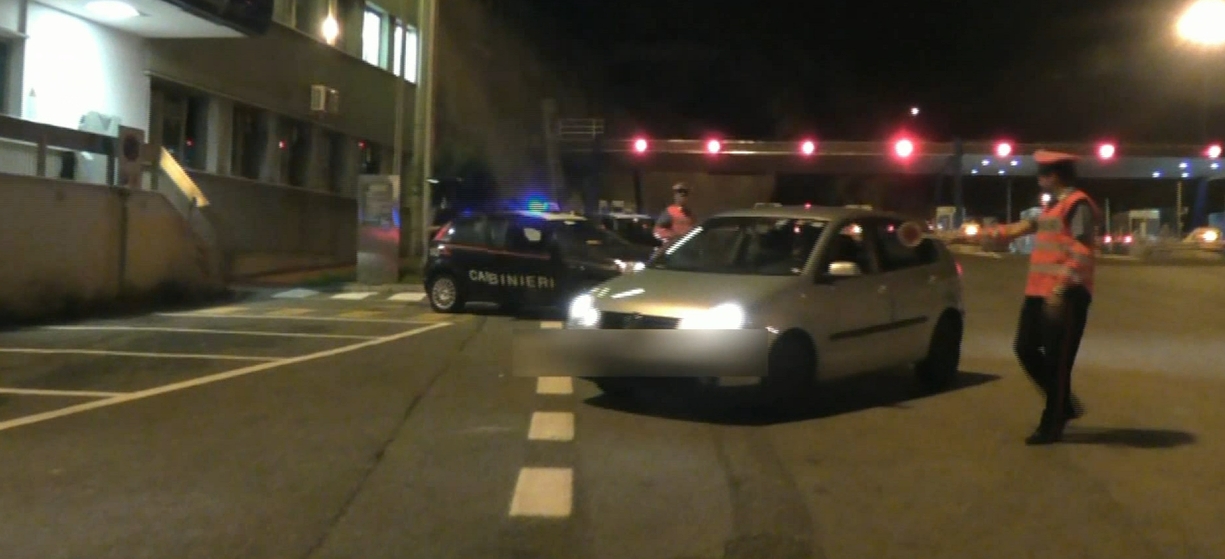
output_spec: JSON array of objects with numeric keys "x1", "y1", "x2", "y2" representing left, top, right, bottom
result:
[{"x1": 0, "y1": 115, "x2": 119, "y2": 185}]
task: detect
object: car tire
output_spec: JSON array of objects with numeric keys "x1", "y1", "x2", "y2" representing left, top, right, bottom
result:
[
  {"x1": 762, "y1": 333, "x2": 816, "y2": 403},
  {"x1": 427, "y1": 273, "x2": 465, "y2": 313},
  {"x1": 916, "y1": 312, "x2": 963, "y2": 390}
]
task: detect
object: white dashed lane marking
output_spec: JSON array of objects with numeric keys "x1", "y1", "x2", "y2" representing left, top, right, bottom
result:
[
  {"x1": 0, "y1": 388, "x2": 125, "y2": 398},
  {"x1": 331, "y1": 292, "x2": 377, "y2": 300},
  {"x1": 535, "y1": 377, "x2": 573, "y2": 395},
  {"x1": 528, "y1": 411, "x2": 574, "y2": 441},
  {"x1": 388, "y1": 292, "x2": 426, "y2": 302},
  {"x1": 0, "y1": 348, "x2": 277, "y2": 361},
  {"x1": 42, "y1": 325, "x2": 379, "y2": 340},
  {"x1": 539, "y1": 321, "x2": 563, "y2": 329},
  {"x1": 509, "y1": 467, "x2": 573, "y2": 518},
  {"x1": 272, "y1": 289, "x2": 319, "y2": 299}
]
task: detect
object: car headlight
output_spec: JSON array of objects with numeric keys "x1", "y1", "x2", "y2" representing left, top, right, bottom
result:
[
  {"x1": 677, "y1": 303, "x2": 745, "y2": 330},
  {"x1": 614, "y1": 260, "x2": 646, "y2": 273},
  {"x1": 567, "y1": 294, "x2": 600, "y2": 327},
  {"x1": 1203, "y1": 230, "x2": 1219, "y2": 242}
]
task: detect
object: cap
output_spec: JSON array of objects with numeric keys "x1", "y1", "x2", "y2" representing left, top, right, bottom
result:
[{"x1": 1033, "y1": 150, "x2": 1080, "y2": 165}]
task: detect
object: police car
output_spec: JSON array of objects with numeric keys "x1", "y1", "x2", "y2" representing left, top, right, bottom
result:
[
  {"x1": 563, "y1": 205, "x2": 966, "y2": 401},
  {"x1": 425, "y1": 210, "x2": 656, "y2": 313},
  {"x1": 598, "y1": 211, "x2": 660, "y2": 247}
]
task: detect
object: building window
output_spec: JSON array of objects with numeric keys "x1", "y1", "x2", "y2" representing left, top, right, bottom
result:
[
  {"x1": 279, "y1": 118, "x2": 312, "y2": 187},
  {"x1": 231, "y1": 105, "x2": 264, "y2": 180},
  {"x1": 0, "y1": 40, "x2": 9, "y2": 115},
  {"x1": 391, "y1": 22, "x2": 404, "y2": 76},
  {"x1": 359, "y1": 140, "x2": 382, "y2": 174},
  {"x1": 362, "y1": 7, "x2": 384, "y2": 66},
  {"x1": 403, "y1": 24, "x2": 419, "y2": 83},
  {"x1": 152, "y1": 84, "x2": 209, "y2": 170}
]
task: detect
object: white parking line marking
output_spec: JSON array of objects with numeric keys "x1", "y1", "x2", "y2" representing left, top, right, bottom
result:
[
  {"x1": 273, "y1": 288, "x2": 319, "y2": 299},
  {"x1": 0, "y1": 348, "x2": 276, "y2": 361},
  {"x1": 158, "y1": 312, "x2": 429, "y2": 324},
  {"x1": 536, "y1": 377, "x2": 573, "y2": 395},
  {"x1": 539, "y1": 321, "x2": 563, "y2": 329},
  {"x1": 0, "y1": 322, "x2": 452, "y2": 433},
  {"x1": 42, "y1": 326, "x2": 378, "y2": 340},
  {"x1": 0, "y1": 388, "x2": 124, "y2": 398},
  {"x1": 528, "y1": 412, "x2": 574, "y2": 441},
  {"x1": 332, "y1": 292, "x2": 377, "y2": 300},
  {"x1": 388, "y1": 292, "x2": 426, "y2": 302},
  {"x1": 509, "y1": 467, "x2": 573, "y2": 518}
]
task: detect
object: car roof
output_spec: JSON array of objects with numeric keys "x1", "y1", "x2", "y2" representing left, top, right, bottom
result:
[
  {"x1": 603, "y1": 212, "x2": 652, "y2": 219},
  {"x1": 506, "y1": 211, "x2": 587, "y2": 221},
  {"x1": 708, "y1": 204, "x2": 912, "y2": 223}
]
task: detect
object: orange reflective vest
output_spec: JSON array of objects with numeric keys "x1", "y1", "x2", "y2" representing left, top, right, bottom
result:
[
  {"x1": 1025, "y1": 189, "x2": 1101, "y2": 298},
  {"x1": 654, "y1": 204, "x2": 694, "y2": 241}
]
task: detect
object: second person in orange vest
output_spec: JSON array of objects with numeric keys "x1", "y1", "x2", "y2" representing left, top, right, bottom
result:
[
  {"x1": 976, "y1": 150, "x2": 1101, "y2": 445},
  {"x1": 653, "y1": 182, "x2": 696, "y2": 245}
]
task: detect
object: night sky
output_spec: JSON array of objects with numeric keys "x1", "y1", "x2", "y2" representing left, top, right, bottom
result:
[{"x1": 522, "y1": 0, "x2": 1215, "y2": 144}]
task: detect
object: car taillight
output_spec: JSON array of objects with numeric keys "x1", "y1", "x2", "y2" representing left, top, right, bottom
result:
[{"x1": 955, "y1": 261, "x2": 963, "y2": 276}]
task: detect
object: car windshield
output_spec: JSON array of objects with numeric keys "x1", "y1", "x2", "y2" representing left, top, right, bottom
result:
[
  {"x1": 549, "y1": 218, "x2": 633, "y2": 255},
  {"x1": 605, "y1": 216, "x2": 657, "y2": 245},
  {"x1": 648, "y1": 216, "x2": 828, "y2": 275}
]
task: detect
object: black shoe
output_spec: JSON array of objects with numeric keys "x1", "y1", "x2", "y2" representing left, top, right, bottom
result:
[{"x1": 1025, "y1": 423, "x2": 1065, "y2": 445}]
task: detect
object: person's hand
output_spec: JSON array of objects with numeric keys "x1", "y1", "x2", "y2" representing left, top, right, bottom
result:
[{"x1": 1044, "y1": 292, "x2": 1064, "y2": 320}]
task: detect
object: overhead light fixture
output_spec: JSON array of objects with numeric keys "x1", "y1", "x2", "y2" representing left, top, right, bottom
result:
[{"x1": 84, "y1": 0, "x2": 140, "y2": 19}]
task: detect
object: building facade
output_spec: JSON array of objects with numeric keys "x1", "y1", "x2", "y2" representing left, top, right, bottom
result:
[{"x1": 1, "y1": 0, "x2": 421, "y2": 197}]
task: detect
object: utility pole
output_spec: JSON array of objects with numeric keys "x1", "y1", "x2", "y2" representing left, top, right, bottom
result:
[{"x1": 409, "y1": 0, "x2": 438, "y2": 266}]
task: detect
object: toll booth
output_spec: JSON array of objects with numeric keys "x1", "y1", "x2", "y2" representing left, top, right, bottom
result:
[
  {"x1": 1011, "y1": 206, "x2": 1042, "y2": 254},
  {"x1": 934, "y1": 206, "x2": 957, "y2": 232},
  {"x1": 1128, "y1": 209, "x2": 1161, "y2": 242}
]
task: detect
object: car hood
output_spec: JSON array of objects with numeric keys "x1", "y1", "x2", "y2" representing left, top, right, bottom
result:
[
  {"x1": 564, "y1": 243, "x2": 654, "y2": 268},
  {"x1": 585, "y1": 269, "x2": 794, "y2": 317}
]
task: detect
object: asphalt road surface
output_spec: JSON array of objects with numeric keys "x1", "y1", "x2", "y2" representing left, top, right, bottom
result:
[{"x1": 0, "y1": 257, "x2": 1222, "y2": 559}]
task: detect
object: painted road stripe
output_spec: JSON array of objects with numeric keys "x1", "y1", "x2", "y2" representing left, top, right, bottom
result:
[
  {"x1": 388, "y1": 292, "x2": 426, "y2": 302},
  {"x1": 528, "y1": 411, "x2": 574, "y2": 441},
  {"x1": 265, "y1": 308, "x2": 313, "y2": 317},
  {"x1": 0, "y1": 387, "x2": 124, "y2": 398},
  {"x1": 509, "y1": 467, "x2": 573, "y2": 518},
  {"x1": 159, "y1": 312, "x2": 431, "y2": 324},
  {"x1": 0, "y1": 322, "x2": 452, "y2": 433},
  {"x1": 539, "y1": 321, "x2": 563, "y2": 329},
  {"x1": 196, "y1": 305, "x2": 247, "y2": 314},
  {"x1": 332, "y1": 292, "x2": 377, "y2": 300},
  {"x1": 536, "y1": 377, "x2": 573, "y2": 395},
  {"x1": 273, "y1": 288, "x2": 319, "y2": 299},
  {"x1": 0, "y1": 348, "x2": 277, "y2": 361},
  {"x1": 42, "y1": 326, "x2": 378, "y2": 340}
]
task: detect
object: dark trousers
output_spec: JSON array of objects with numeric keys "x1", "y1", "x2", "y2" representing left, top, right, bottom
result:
[{"x1": 1013, "y1": 286, "x2": 1092, "y2": 430}]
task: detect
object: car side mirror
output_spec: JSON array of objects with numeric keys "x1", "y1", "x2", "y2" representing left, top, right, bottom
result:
[{"x1": 827, "y1": 261, "x2": 862, "y2": 277}]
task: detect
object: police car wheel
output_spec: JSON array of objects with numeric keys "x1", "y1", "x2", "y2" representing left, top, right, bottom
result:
[
  {"x1": 427, "y1": 273, "x2": 464, "y2": 313},
  {"x1": 916, "y1": 312, "x2": 962, "y2": 390}
]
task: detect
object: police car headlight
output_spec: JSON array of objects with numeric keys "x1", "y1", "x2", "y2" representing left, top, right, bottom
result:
[
  {"x1": 678, "y1": 303, "x2": 745, "y2": 330},
  {"x1": 567, "y1": 294, "x2": 601, "y2": 328},
  {"x1": 614, "y1": 260, "x2": 646, "y2": 274}
]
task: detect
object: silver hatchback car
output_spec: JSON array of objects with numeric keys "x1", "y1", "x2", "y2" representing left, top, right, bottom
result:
[{"x1": 564, "y1": 205, "x2": 965, "y2": 401}]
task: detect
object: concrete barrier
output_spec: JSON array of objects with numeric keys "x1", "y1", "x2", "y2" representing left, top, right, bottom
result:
[{"x1": 0, "y1": 173, "x2": 226, "y2": 325}]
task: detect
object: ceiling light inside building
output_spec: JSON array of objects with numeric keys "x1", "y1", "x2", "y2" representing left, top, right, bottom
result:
[{"x1": 85, "y1": 0, "x2": 140, "y2": 19}]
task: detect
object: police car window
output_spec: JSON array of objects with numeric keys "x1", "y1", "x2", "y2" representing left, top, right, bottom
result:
[
  {"x1": 651, "y1": 217, "x2": 826, "y2": 275},
  {"x1": 552, "y1": 219, "x2": 631, "y2": 255},
  {"x1": 507, "y1": 219, "x2": 549, "y2": 253},
  {"x1": 827, "y1": 220, "x2": 876, "y2": 274},
  {"x1": 872, "y1": 219, "x2": 936, "y2": 271},
  {"x1": 449, "y1": 216, "x2": 488, "y2": 246},
  {"x1": 487, "y1": 216, "x2": 511, "y2": 249}
]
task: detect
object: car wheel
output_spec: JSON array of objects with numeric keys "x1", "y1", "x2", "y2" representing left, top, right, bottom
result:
[
  {"x1": 427, "y1": 273, "x2": 465, "y2": 313},
  {"x1": 762, "y1": 333, "x2": 816, "y2": 403},
  {"x1": 916, "y1": 312, "x2": 963, "y2": 390}
]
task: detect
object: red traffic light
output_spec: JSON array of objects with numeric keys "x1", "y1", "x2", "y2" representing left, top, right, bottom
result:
[
  {"x1": 706, "y1": 139, "x2": 722, "y2": 154},
  {"x1": 799, "y1": 139, "x2": 816, "y2": 156},
  {"x1": 894, "y1": 139, "x2": 915, "y2": 158},
  {"x1": 1208, "y1": 144, "x2": 1222, "y2": 158},
  {"x1": 995, "y1": 142, "x2": 1013, "y2": 157},
  {"x1": 1097, "y1": 143, "x2": 1116, "y2": 160},
  {"x1": 632, "y1": 137, "x2": 648, "y2": 153}
]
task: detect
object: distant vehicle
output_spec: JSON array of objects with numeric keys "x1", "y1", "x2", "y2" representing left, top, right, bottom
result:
[
  {"x1": 563, "y1": 205, "x2": 966, "y2": 402},
  {"x1": 599, "y1": 211, "x2": 660, "y2": 247},
  {"x1": 425, "y1": 209, "x2": 655, "y2": 313}
]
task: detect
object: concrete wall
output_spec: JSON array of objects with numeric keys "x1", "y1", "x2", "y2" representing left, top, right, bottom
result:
[
  {"x1": 186, "y1": 172, "x2": 359, "y2": 277},
  {"x1": 146, "y1": 23, "x2": 414, "y2": 148},
  {"x1": 601, "y1": 170, "x2": 778, "y2": 219},
  {"x1": 0, "y1": 172, "x2": 224, "y2": 323}
]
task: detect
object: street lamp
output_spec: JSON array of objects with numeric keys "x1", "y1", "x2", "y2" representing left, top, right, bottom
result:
[{"x1": 1178, "y1": 0, "x2": 1225, "y2": 46}]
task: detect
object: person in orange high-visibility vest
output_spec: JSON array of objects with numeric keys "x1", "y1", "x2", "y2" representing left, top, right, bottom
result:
[
  {"x1": 653, "y1": 182, "x2": 696, "y2": 246},
  {"x1": 977, "y1": 150, "x2": 1101, "y2": 445}
]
